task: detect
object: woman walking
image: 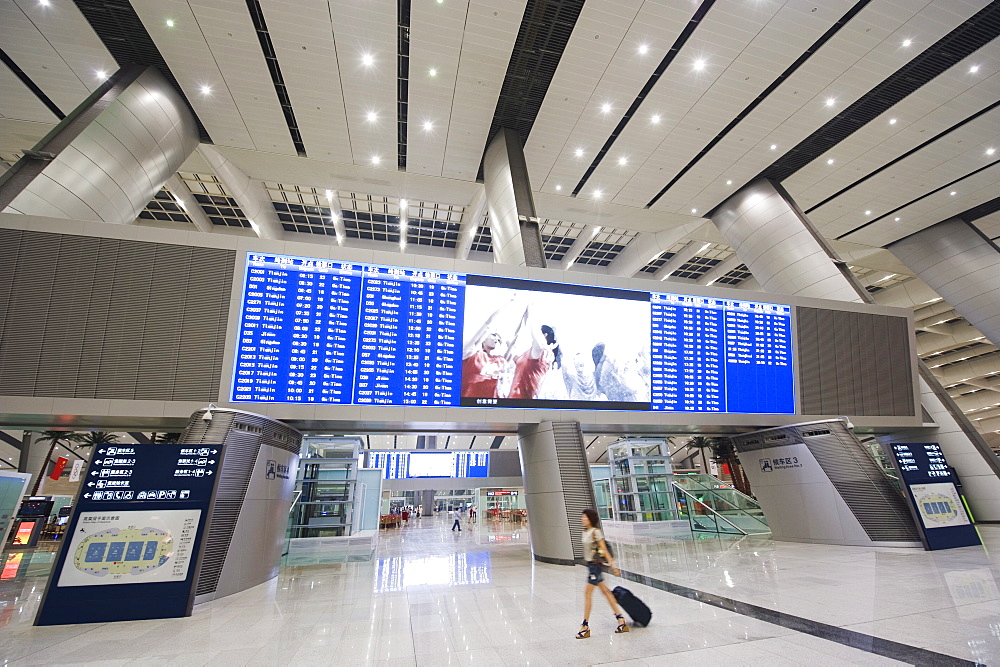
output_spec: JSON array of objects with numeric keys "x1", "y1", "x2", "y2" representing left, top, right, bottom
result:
[{"x1": 577, "y1": 508, "x2": 628, "y2": 638}]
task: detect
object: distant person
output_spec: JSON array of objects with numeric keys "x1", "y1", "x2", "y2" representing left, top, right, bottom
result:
[
  {"x1": 451, "y1": 508, "x2": 462, "y2": 532},
  {"x1": 401, "y1": 508, "x2": 410, "y2": 524},
  {"x1": 462, "y1": 298, "x2": 522, "y2": 398},
  {"x1": 576, "y1": 508, "x2": 627, "y2": 638}
]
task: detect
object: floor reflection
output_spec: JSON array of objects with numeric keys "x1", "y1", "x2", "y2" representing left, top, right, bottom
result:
[{"x1": 375, "y1": 551, "x2": 491, "y2": 593}]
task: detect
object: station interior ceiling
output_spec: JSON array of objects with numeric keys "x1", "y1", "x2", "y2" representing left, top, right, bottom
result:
[{"x1": 0, "y1": 1, "x2": 998, "y2": 447}]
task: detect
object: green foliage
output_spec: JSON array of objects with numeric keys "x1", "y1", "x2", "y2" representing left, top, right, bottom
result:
[{"x1": 76, "y1": 431, "x2": 120, "y2": 448}]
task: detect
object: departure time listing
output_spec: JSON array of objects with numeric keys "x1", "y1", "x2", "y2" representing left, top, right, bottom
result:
[{"x1": 232, "y1": 254, "x2": 465, "y2": 407}]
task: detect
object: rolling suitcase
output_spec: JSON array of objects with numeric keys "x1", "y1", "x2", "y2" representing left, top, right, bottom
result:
[{"x1": 612, "y1": 586, "x2": 652, "y2": 627}]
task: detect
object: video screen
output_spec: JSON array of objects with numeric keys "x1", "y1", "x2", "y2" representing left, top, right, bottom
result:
[
  {"x1": 407, "y1": 452, "x2": 456, "y2": 478},
  {"x1": 460, "y1": 276, "x2": 651, "y2": 410}
]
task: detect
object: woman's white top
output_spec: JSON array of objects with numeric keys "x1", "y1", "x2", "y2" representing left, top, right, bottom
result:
[{"x1": 581, "y1": 527, "x2": 604, "y2": 561}]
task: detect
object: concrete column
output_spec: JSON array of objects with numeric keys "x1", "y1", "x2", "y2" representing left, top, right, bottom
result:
[
  {"x1": 889, "y1": 218, "x2": 1000, "y2": 347},
  {"x1": 482, "y1": 129, "x2": 546, "y2": 267},
  {"x1": 518, "y1": 421, "x2": 595, "y2": 565},
  {"x1": 455, "y1": 187, "x2": 487, "y2": 261},
  {"x1": 709, "y1": 178, "x2": 1000, "y2": 521},
  {"x1": 420, "y1": 489, "x2": 436, "y2": 516},
  {"x1": 198, "y1": 145, "x2": 284, "y2": 240}
]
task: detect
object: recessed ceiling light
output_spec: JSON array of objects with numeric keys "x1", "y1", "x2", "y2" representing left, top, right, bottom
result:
[
  {"x1": 618, "y1": 156, "x2": 628, "y2": 166},
  {"x1": 429, "y1": 68, "x2": 437, "y2": 77},
  {"x1": 827, "y1": 158, "x2": 834, "y2": 165},
  {"x1": 693, "y1": 59, "x2": 705, "y2": 71},
  {"x1": 371, "y1": 155, "x2": 381, "y2": 165},
  {"x1": 950, "y1": 191, "x2": 956, "y2": 196},
  {"x1": 38, "y1": 0, "x2": 49, "y2": 6},
  {"x1": 436, "y1": 0, "x2": 443, "y2": 3},
  {"x1": 200, "y1": 85, "x2": 212, "y2": 95},
  {"x1": 825, "y1": 97, "x2": 835, "y2": 107},
  {"x1": 555, "y1": 185, "x2": 562, "y2": 191},
  {"x1": 166, "y1": 19, "x2": 175, "y2": 27},
  {"x1": 96, "y1": 69, "x2": 108, "y2": 80},
  {"x1": 366, "y1": 111, "x2": 377, "y2": 122},
  {"x1": 601, "y1": 102, "x2": 612, "y2": 114},
  {"x1": 987, "y1": 148, "x2": 996, "y2": 156},
  {"x1": 638, "y1": 43, "x2": 649, "y2": 55},
  {"x1": 362, "y1": 54, "x2": 374, "y2": 67},
  {"x1": 726, "y1": 180, "x2": 732, "y2": 185},
  {"x1": 902, "y1": 39, "x2": 912, "y2": 47},
  {"x1": 865, "y1": 210, "x2": 871, "y2": 215},
  {"x1": 422, "y1": 120, "x2": 433, "y2": 131},
  {"x1": 969, "y1": 65, "x2": 980, "y2": 74},
  {"x1": 894, "y1": 217, "x2": 900, "y2": 222},
  {"x1": 651, "y1": 114, "x2": 661, "y2": 124},
  {"x1": 592, "y1": 189, "x2": 603, "y2": 199},
  {"x1": 770, "y1": 144, "x2": 777, "y2": 150},
  {"x1": 691, "y1": 208, "x2": 698, "y2": 214},
  {"x1": 889, "y1": 118, "x2": 897, "y2": 125},
  {"x1": 575, "y1": 148, "x2": 584, "y2": 158}
]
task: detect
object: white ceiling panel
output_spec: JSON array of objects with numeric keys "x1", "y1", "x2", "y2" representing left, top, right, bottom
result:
[
  {"x1": 581, "y1": 0, "x2": 852, "y2": 209},
  {"x1": 440, "y1": 0, "x2": 528, "y2": 180},
  {"x1": 808, "y1": 108, "x2": 1000, "y2": 236},
  {"x1": 642, "y1": 0, "x2": 990, "y2": 215},
  {"x1": 784, "y1": 47, "x2": 1000, "y2": 208},
  {"x1": 406, "y1": 0, "x2": 470, "y2": 176},
  {"x1": 11, "y1": 0, "x2": 114, "y2": 94},
  {"x1": 188, "y1": 0, "x2": 297, "y2": 154},
  {"x1": 260, "y1": 0, "x2": 352, "y2": 162},
  {"x1": 131, "y1": 0, "x2": 256, "y2": 149},
  {"x1": 0, "y1": 0, "x2": 102, "y2": 114},
  {"x1": 973, "y1": 211, "x2": 1000, "y2": 240},
  {"x1": 328, "y1": 0, "x2": 397, "y2": 168},
  {"x1": 522, "y1": 0, "x2": 649, "y2": 188},
  {"x1": 841, "y1": 162, "x2": 1000, "y2": 246},
  {"x1": 0, "y1": 64, "x2": 58, "y2": 123}
]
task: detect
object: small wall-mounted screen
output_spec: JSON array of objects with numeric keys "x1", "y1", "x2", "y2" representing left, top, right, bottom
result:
[{"x1": 366, "y1": 451, "x2": 489, "y2": 479}]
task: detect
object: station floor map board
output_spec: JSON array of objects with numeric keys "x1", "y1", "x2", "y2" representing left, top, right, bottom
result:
[
  {"x1": 232, "y1": 253, "x2": 794, "y2": 414},
  {"x1": 35, "y1": 444, "x2": 223, "y2": 625}
]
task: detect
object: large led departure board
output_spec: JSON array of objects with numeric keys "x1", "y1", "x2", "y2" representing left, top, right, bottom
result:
[{"x1": 232, "y1": 253, "x2": 794, "y2": 414}]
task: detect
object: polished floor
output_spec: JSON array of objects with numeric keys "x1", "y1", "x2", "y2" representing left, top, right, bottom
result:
[{"x1": 0, "y1": 515, "x2": 996, "y2": 665}]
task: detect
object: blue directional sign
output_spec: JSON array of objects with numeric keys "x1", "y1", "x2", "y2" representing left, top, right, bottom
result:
[{"x1": 35, "y1": 443, "x2": 224, "y2": 625}]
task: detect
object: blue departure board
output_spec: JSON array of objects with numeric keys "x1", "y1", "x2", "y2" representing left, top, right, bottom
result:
[
  {"x1": 366, "y1": 451, "x2": 489, "y2": 479},
  {"x1": 231, "y1": 252, "x2": 795, "y2": 414}
]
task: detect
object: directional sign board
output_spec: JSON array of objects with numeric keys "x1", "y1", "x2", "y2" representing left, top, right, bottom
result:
[
  {"x1": 884, "y1": 442, "x2": 981, "y2": 551},
  {"x1": 35, "y1": 443, "x2": 224, "y2": 625}
]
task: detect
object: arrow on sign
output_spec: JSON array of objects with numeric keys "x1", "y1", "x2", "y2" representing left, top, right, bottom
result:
[
  {"x1": 91, "y1": 471, "x2": 99, "y2": 476},
  {"x1": 208, "y1": 460, "x2": 216, "y2": 464},
  {"x1": 84, "y1": 493, "x2": 90, "y2": 499},
  {"x1": 211, "y1": 450, "x2": 218, "y2": 454},
  {"x1": 206, "y1": 470, "x2": 214, "y2": 475},
  {"x1": 87, "y1": 482, "x2": 95, "y2": 487}
]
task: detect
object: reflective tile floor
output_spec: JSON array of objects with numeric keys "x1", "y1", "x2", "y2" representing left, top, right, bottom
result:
[{"x1": 0, "y1": 517, "x2": 996, "y2": 665}]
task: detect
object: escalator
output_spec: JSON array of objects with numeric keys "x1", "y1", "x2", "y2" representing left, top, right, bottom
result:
[{"x1": 672, "y1": 474, "x2": 771, "y2": 536}]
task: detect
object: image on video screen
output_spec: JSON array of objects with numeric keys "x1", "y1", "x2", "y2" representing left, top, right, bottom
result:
[{"x1": 460, "y1": 278, "x2": 651, "y2": 410}]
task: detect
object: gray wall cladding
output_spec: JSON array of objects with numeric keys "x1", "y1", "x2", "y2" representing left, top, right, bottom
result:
[
  {"x1": 797, "y1": 307, "x2": 914, "y2": 416},
  {"x1": 0, "y1": 229, "x2": 235, "y2": 401}
]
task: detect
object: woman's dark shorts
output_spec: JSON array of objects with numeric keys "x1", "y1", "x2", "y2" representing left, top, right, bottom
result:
[{"x1": 586, "y1": 562, "x2": 604, "y2": 585}]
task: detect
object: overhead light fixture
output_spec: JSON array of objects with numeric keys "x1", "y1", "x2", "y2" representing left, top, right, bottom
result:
[
  {"x1": 38, "y1": 0, "x2": 49, "y2": 6},
  {"x1": 638, "y1": 43, "x2": 649, "y2": 55},
  {"x1": 429, "y1": 68, "x2": 437, "y2": 77},
  {"x1": 987, "y1": 148, "x2": 996, "y2": 156},
  {"x1": 726, "y1": 180, "x2": 732, "y2": 185},
  {"x1": 827, "y1": 158, "x2": 834, "y2": 165},
  {"x1": 166, "y1": 19, "x2": 175, "y2": 27},
  {"x1": 889, "y1": 118, "x2": 897, "y2": 125},
  {"x1": 423, "y1": 120, "x2": 433, "y2": 131},
  {"x1": 592, "y1": 189, "x2": 603, "y2": 199},
  {"x1": 693, "y1": 59, "x2": 705, "y2": 71},
  {"x1": 969, "y1": 65, "x2": 980, "y2": 74},
  {"x1": 96, "y1": 69, "x2": 108, "y2": 81},
  {"x1": 651, "y1": 114, "x2": 661, "y2": 124},
  {"x1": 950, "y1": 191, "x2": 956, "y2": 196},
  {"x1": 770, "y1": 144, "x2": 777, "y2": 150},
  {"x1": 200, "y1": 84, "x2": 212, "y2": 95},
  {"x1": 864, "y1": 210, "x2": 871, "y2": 215},
  {"x1": 825, "y1": 97, "x2": 835, "y2": 107},
  {"x1": 366, "y1": 110, "x2": 377, "y2": 122},
  {"x1": 371, "y1": 155, "x2": 381, "y2": 165},
  {"x1": 618, "y1": 156, "x2": 628, "y2": 166},
  {"x1": 691, "y1": 208, "x2": 698, "y2": 214},
  {"x1": 555, "y1": 185, "x2": 562, "y2": 191},
  {"x1": 362, "y1": 53, "x2": 374, "y2": 67},
  {"x1": 894, "y1": 217, "x2": 900, "y2": 222},
  {"x1": 574, "y1": 148, "x2": 584, "y2": 158},
  {"x1": 601, "y1": 102, "x2": 612, "y2": 114},
  {"x1": 902, "y1": 39, "x2": 912, "y2": 47}
]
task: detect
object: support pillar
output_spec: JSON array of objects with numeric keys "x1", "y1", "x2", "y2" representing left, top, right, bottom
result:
[
  {"x1": 888, "y1": 218, "x2": 1000, "y2": 347},
  {"x1": 420, "y1": 489, "x2": 436, "y2": 516},
  {"x1": 198, "y1": 145, "x2": 284, "y2": 240},
  {"x1": 482, "y1": 129, "x2": 546, "y2": 267},
  {"x1": 710, "y1": 179, "x2": 1000, "y2": 521},
  {"x1": 518, "y1": 421, "x2": 595, "y2": 564}
]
